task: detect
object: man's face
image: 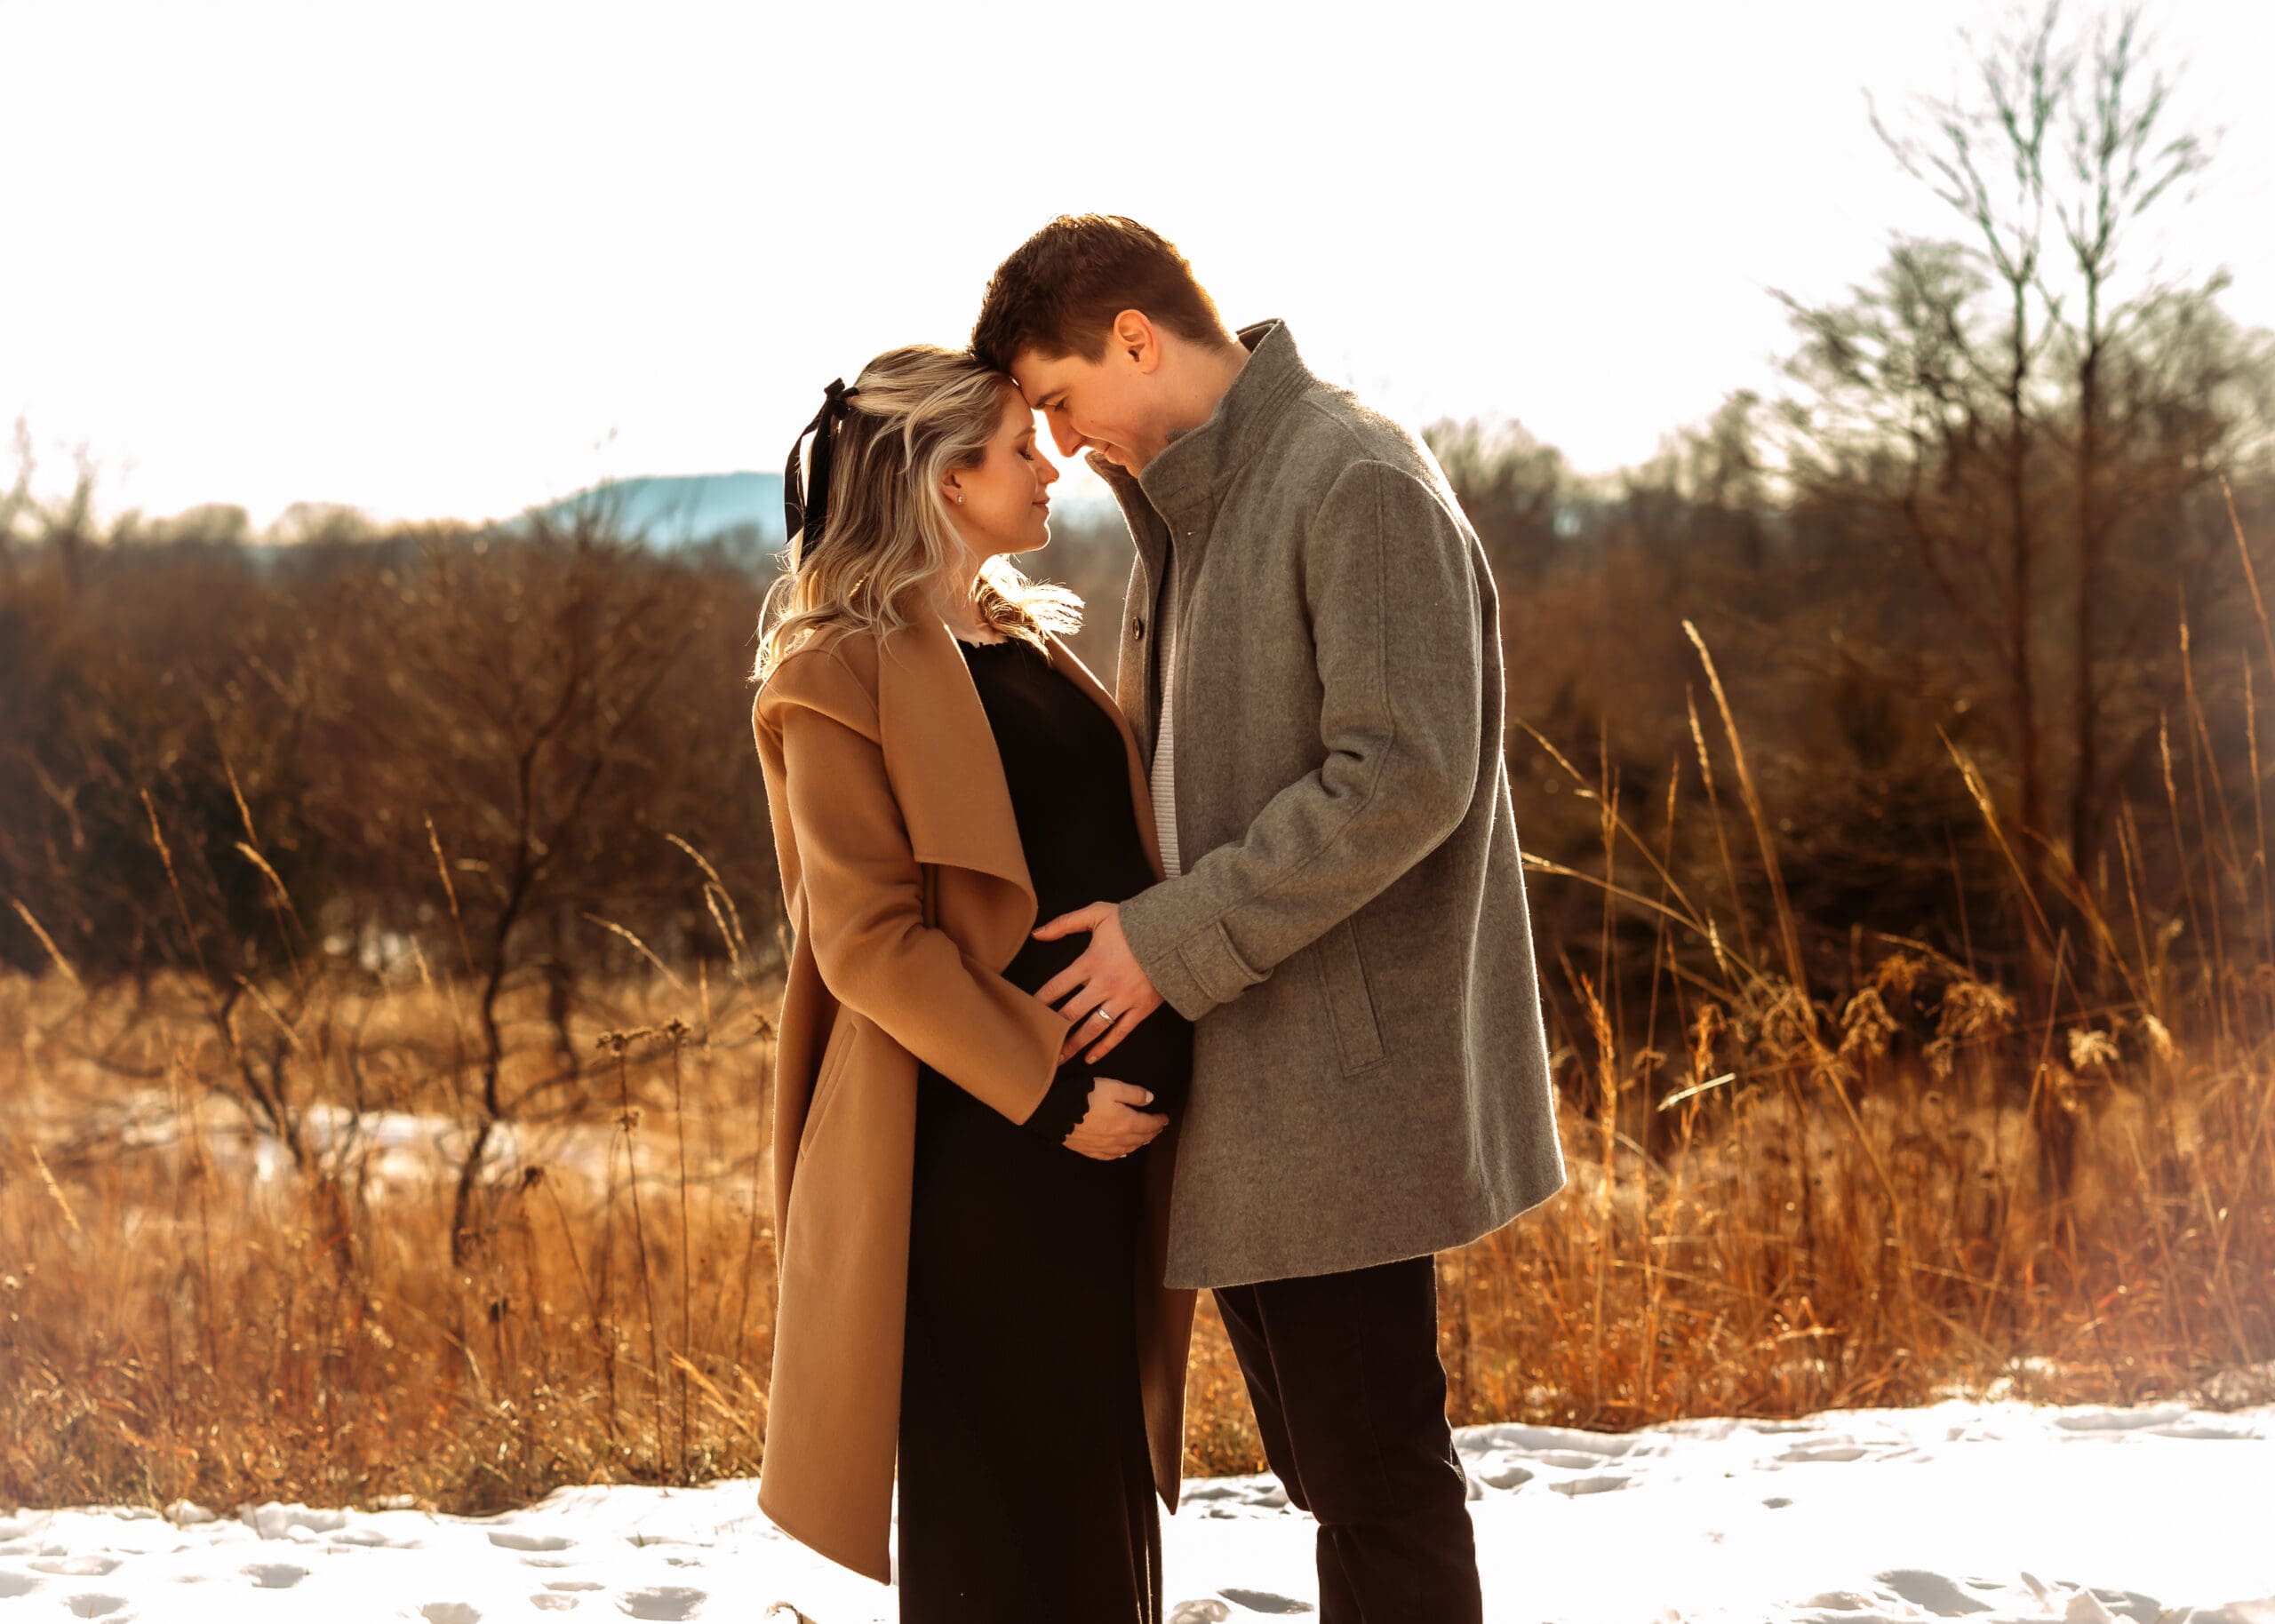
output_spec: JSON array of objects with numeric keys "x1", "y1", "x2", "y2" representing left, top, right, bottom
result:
[{"x1": 1010, "y1": 336, "x2": 1167, "y2": 474}]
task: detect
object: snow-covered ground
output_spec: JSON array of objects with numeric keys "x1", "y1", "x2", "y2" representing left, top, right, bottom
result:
[
  {"x1": 94, "y1": 1090, "x2": 695, "y2": 1196},
  {"x1": 5, "y1": 1396, "x2": 2271, "y2": 1622}
]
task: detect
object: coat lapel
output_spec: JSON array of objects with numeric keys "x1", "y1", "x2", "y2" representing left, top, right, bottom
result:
[{"x1": 874, "y1": 613, "x2": 1036, "y2": 967}]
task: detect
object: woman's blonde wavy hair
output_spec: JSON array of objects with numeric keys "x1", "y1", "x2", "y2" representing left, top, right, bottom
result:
[{"x1": 752, "y1": 345, "x2": 1082, "y2": 683}]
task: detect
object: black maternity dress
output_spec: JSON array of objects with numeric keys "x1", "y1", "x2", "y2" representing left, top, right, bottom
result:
[{"x1": 895, "y1": 633, "x2": 1194, "y2": 1624}]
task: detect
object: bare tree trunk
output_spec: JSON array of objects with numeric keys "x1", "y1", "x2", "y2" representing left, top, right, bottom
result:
[
  {"x1": 1873, "y1": 0, "x2": 2065, "y2": 933},
  {"x1": 2059, "y1": 7, "x2": 2207, "y2": 878},
  {"x1": 2071, "y1": 291, "x2": 2103, "y2": 872},
  {"x1": 2005, "y1": 289, "x2": 2045, "y2": 880}
]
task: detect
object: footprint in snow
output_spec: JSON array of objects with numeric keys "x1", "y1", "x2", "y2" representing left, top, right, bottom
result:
[
  {"x1": 619, "y1": 1584, "x2": 706, "y2": 1620},
  {"x1": 1466, "y1": 1423, "x2": 1637, "y2": 1456},
  {"x1": 62, "y1": 1594, "x2": 128, "y2": 1618},
  {"x1": 2054, "y1": 1405, "x2": 2190, "y2": 1433},
  {"x1": 2063, "y1": 1585, "x2": 2163, "y2": 1622},
  {"x1": 30, "y1": 1555, "x2": 124, "y2": 1576},
  {"x1": 1550, "y1": 1473, "x2": 1632, "y2": 1496},
  {"x1": 333, "y1": 1526, "x2": 409, "y2": 1548},
  {"x1": 490, "y1": 1530, "x2": 578, "y2": 1551},
  {"x1": 1799, "y1": 1589, "x2": 1877, "y2": 1611},
  {"x1": 241, "y1": 1562, "x2": 307, "y2": 1588},
  {"x1": 1873, "y1": 1568, "x2": 1992, "y2": 1615},
  {"x1": 1778, "y1": 1443, "x2": 1870, "y2": 1462},
  {"x1": 421, "y1": 1604, "x2": 481, "y2": 1623},
  {"x1": 242, "y1": 1503, "x2": 348, "y2": 1538}
]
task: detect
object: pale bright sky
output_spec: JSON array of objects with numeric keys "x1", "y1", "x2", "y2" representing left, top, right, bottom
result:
[{"x1": 4, "y1": 0, "x2": 2270, "y2": 531}]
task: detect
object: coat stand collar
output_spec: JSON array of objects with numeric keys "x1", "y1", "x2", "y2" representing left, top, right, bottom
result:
[{"x1": 1086, "y1": 318, "x2": 1315, "y2": 545}]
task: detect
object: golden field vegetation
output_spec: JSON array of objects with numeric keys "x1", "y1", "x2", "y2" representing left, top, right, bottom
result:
[{"x1": 4, "y1": 514, "x2": 2271, "y2": 1517}]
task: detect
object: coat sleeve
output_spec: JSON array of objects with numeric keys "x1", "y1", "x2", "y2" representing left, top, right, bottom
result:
[
  {"x1": 758, "y1": 645, "x2": 1066, "y2": 1126},
  {"x1": 1115, "y1": 458, "x2": 1484, "y2": 1020}
]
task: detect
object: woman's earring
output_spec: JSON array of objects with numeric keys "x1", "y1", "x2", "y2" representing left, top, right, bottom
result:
[{"x1": 954, "y1": 493, "x2": 964, "y2": 504}]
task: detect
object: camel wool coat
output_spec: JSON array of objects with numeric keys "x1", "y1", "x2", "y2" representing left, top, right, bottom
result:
[{"x1": 747, "y1": 613, "x2": 1196, "y2": 1586}]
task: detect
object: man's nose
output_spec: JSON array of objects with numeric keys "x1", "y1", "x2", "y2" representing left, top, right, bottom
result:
[{"x1": 1047, "y1": 415, "x2": 1086, "y2": 458}]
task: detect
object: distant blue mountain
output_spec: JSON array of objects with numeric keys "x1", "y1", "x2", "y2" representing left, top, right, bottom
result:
[
  {"x1": 518, "y1": 471, "x2": 1122, "y2": 551},
  {"x1": 525, "y1": 472, "x2": 788, "y2": 548}
]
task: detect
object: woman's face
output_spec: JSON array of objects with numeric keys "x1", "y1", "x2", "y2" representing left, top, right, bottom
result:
[{"x1": 943, "y1": 387, "x2": 1059, "y2": 561}]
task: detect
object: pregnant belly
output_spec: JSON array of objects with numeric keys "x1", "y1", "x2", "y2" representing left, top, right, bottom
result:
[{"x1": 1006, "y1": 931, "x2": 1193, "y2": 1121}]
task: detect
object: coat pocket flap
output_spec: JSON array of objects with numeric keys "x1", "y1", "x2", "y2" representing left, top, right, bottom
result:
[{"x1": 1315, "y1": 918, "x2": 1386, "y2": 1073}]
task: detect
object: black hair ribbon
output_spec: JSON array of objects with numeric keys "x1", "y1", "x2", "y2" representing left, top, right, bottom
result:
[{"x1": 783, "y1": 377, "x2": 860, "y2": 561}]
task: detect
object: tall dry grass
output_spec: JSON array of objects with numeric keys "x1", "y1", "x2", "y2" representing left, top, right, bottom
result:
[
  {"x1": 2, "y1": 960, "x2": 783, "y2": 1513},
  {"x1": 4, "y1": 509, "x2": 2271, "y2": 1514}
]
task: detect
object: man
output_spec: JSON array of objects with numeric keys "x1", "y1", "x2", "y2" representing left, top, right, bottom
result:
[{"x1": 971, "y1": 215, "x2": 1568, "y2": 1623}]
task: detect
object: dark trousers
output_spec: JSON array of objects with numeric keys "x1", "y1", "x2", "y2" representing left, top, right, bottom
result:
[{"x1": 1212, "y1": 1254, "x2": 1481, "y2": 1624}]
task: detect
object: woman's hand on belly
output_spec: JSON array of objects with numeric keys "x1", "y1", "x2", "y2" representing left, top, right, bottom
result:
[{"x1": 1061, "y1": 1079, "x2": 1169, "y2": 1162}]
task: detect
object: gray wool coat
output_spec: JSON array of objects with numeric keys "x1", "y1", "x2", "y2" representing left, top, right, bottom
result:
[{"x1": 1096, "y1": 318, "x2": 1569, "y2": 1290}]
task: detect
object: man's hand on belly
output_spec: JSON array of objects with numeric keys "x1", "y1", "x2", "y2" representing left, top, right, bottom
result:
[{"x1": 1033, "y1": 902, "x2": 1167, "y2": 1064}]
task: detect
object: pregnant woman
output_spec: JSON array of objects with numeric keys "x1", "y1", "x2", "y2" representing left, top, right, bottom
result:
[{"x1": 748, "y1": 344, "x2": 1196, "y2": 1622}]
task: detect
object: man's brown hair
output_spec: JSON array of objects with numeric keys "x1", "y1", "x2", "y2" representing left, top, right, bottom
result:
[{"x1": 971, "y1": 214, "x2": 1235, "y2": 373}]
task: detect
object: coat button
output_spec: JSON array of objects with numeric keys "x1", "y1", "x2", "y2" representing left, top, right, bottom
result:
[{"x1": 1130, "y1": 617, "x2": 1145, "y2": 641}]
